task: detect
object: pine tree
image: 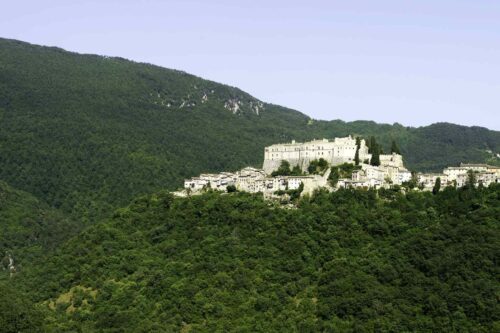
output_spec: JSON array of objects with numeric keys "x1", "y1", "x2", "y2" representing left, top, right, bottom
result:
[
  {"x1": 370, "y1": 147, "x2": 380, "y2": 166},
  {"x1": 466, "y1": 170, "x2": 476, "y2": 189},
  {"x1": 272, "y1": 160, "x2": 292, "y2": 176},
  {"x1": 368, "y1": 136, "x2": 381, "y2": 166},
  {"x1": 432, "y1": 177, "x2": 441, "y2": 195},
  {"x1": 390, "y1": 140, "x2": 401, "y2": 154},
  {"x1": 354, "y1": 137, "x2": 361, "y2": 165},
  {"x1": 368, "y1": 136, "x2": 377, "y2": 153}
]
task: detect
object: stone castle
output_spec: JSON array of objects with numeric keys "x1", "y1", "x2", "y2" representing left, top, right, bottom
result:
[
  {"x1": 180, "y1": 136, "x2": 411, "y2": 198},
  {"x1": 179, "y1": 136, "x2": 499, "y2": 199},
  {"x1": 262, "y1": 136, "x2": 371, "y2": 174}
]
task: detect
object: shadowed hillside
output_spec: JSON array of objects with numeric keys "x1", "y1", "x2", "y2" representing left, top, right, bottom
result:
[{"x1": 0, "y1": 181, "x2": 78, "y2": 271}]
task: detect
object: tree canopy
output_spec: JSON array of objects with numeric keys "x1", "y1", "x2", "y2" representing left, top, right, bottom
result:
[
  {"x1": 8, "y1": 184, "x2": 498, "y2": 332},
  {"x1": 390, "y1": 140, "x2": 401, "y2": 154},
  {"x1": 307, "y1": 158, "x2": 329, "y2": 174}
]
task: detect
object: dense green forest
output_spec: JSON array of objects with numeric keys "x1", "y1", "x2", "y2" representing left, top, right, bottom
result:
[
  {"x1": 0, "y1": 181, "x2": 77, "y2": 333},
  {"x1": 0, "y1": 280, "x2": 45, "y2": 332},
  {"x1": 3, "y1": 185, "x2": 496, "y2": 332},
  {"x1": 1, "y1": 38, "x2": 499, "y2": 220},
  {"x1": 0, "y1": 181, "x2": 78, "y2": 268}
]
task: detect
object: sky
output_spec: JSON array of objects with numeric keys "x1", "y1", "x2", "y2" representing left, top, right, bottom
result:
[{"x1": 1, "y1": 0, "x2": 500, "y2": 130}]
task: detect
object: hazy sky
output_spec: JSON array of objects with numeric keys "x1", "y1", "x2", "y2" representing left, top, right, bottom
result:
[{"x1": 2, "y1": 0, "x2": 500, "y2": 129}]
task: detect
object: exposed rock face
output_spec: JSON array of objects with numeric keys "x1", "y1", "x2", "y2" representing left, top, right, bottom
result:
[
  {"x1": 2, "y1": 253, "x2": 16, "y2": 277},
  {"x1": 8, "y1": 254, "x2": 15, "y2": 277},
  {"x1": 224, "y1": 99, "x2": 241, "y2": 114},
  {"x1": 149, "y1": 88, "x2": 264, "y2": 115},
  {"x1": 223, "y1": 98, "x2": 264, "y2": 115}
]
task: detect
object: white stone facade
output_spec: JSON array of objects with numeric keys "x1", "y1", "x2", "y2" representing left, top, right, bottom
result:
[
  {"x1": 355, "y1": 160, "x2": 411, "y2": 186},
  {"x1": 380, "y1": 153, "x2": 405, "y2": 168},
  {"x1": 456, "y1": 171, "x2": 497, "y2": 188},
  {"x1": 363, "y1": 165, "x2": 385, "y2": 182},
  {"x1": 263, "y1": 136, "x2": 371, "y2": 174},
  {"x1": 417, "y1": 173, "x2": 447, "y2": 190},
  {"x1": 183, "y1": 166, "x2": 329, "y2": 197},
  {"x1": 420, "y1": 163, "x2": 499, "y2": 190},
  {"x1": 338, "y1": 178, "x2": 383, "y2": 189},
  {"x1": 443, "y1": 166, "x2": 469, "y2": 182},
  {"x1": 184, "y1": 172, "x2": 237, "y2": 192}
]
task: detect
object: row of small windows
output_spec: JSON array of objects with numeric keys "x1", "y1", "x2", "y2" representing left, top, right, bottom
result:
[
  {"x1": 271, "y1": 150, "x2": 339, "y2": 158},
  {"x1": 269, "y1": 147, "x2": 364, "y2": 159},
  {"x1": 268, "y1": 146, "x2": 358, "y2": 153}
]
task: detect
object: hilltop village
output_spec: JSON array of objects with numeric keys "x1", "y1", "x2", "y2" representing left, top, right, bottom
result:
[{"x1": 180, "y1": 136, "x2": 500, "y2": 199}]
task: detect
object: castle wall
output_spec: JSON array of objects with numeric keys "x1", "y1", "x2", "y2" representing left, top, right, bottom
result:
[
  {"x1": 262, "y1": 136, "x2": 371, "y2": 175},
  {"x1": 380, "y1": 153, "x2": 404, "y2": 168}
]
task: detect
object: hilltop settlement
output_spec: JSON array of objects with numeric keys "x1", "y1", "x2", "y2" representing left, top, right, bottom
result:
[{"x1": 180, "y1": 136, "x2": 500, "y2": 199}]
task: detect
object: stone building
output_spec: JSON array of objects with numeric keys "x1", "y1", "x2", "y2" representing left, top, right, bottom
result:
[
  {"x1": 417, "y1": 173, "x2": 447, "y2": 190},
  {"x1": 444, "y1": 163, "x2": 499, "y2": 181},
  {"x1": 355, "y1": 160, "x2": 411, "y2": 186},
  {"x1": 363, "y1": 165, "x2": 385, "y2": 182},
  {"x1": 262, "y1": 136, "x2": 371, "y2": 174},
  {"x1": 183, "y1": 165, "x2": 330, "y2": 198},
  {"x1": 443, "y1": 166, "x2": 469, "y2": 182},
  {"x1": 184, "y1": 172, "x2": 237, "y2": 192},
  {"x1": 418, "y1": 163, "x2": 499, "y2": 190},
  {"x1": 456, "y1": 170, "x2": 498, "y2": 188},
  {"x1": 338, "y1": 178, "x2": 383, "y2": 189},
  {"x1": 379, "y1": 153, "x2": 405, "y2": 168},
  {"x1": 235, "y1": 167, "x2": 266, "y2": 192}
]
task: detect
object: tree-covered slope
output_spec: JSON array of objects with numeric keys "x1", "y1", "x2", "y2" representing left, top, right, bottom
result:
[
  {"x1": 0, "y1": 180, "x2": 78, "y2": 332},
  {"x1": 14, "y1": 186, "x2": 500, "y2": 332},
  {"x1": 0, "y1": 180, "x2": 78, "y2": 272},
  {"x1": 0, "y1": 280, "x2": 44, "y2": 333},
  {"x1": 0, "y1": 37, "x2": 498, "y2": 219}
]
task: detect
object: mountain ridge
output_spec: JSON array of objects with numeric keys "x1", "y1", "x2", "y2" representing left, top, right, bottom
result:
[
  {"x1": 0, "y1": 37, "x2": 498, "y2": 220},
  {"x1": 3, "y1": 37, "x2": 497, "y2": 130}
]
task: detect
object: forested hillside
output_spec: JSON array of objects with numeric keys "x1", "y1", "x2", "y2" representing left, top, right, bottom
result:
[
  {"x1": 0, "y1": 181, "x2": 78, "y2": 270},
  {"x1": 0, "y1": 37, "x2": 499, "y2": 220},
  {"x1": 12, "y1": 185, "x2": 500, "y2": 332}
]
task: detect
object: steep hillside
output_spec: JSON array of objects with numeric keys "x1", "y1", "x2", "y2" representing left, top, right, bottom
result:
[
  {"x1": 16, "y1": 187, "x2": 500, "y2": 332},
  {"x1": 0, "y1": 38, "x2": 498, "y2": 219},
  {"x1": 0, "y1": 180, "x2": 78, "y2": 272},
  {"x1": 0, "y1": 280, "x2": 44, "y2": 333}
]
